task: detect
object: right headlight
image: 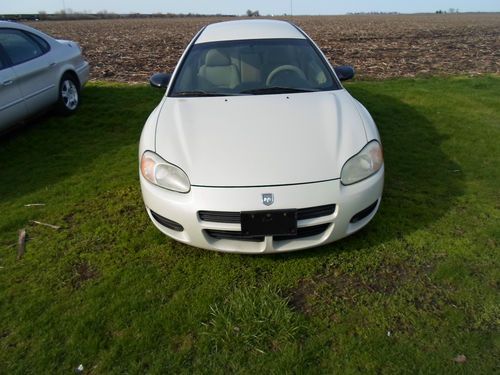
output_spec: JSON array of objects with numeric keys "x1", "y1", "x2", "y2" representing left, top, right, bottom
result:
[
  {"x1": 341, "y1": 140, "x2": 383, "y2": 185},
  {"x1": 140, "y1": 151, "x2": 190, "y2": 193}
]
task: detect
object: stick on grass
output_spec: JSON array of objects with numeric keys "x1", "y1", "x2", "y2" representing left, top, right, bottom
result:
[
  {"x1": 17, "y1": 229, "x2": 26, "y2": 260},
  {"x1": 31, "y1": 221, "x2": 61, "y2": 230}
]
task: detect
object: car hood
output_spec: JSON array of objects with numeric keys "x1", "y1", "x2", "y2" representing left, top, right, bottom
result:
[{"x1": 155, "y1": 90, "x2": 367, "y2": 187}]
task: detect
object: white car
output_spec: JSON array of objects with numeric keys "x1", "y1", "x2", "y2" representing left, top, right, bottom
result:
[
  {"x1": 139, "y1": 20, "x2": 384, "y2": 254},
  {"x1": 0, "y1": 21, "x2": 89, "y2": 132}
]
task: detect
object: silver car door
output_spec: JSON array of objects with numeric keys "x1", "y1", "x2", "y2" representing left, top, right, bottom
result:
[
  {"x1": 0, "y1": 29, "x2": 58, "y2": 117},
  {"x1": 0, "y1": 61, "x2": 26, "y2": 131}
]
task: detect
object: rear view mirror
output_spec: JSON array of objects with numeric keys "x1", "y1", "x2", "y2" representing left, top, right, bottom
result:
[
  {"x1": 149, "y1": 73, "x2": 172, "y2": 89},
  {"x1": 334, "y1": 66, "x2": 355, "y2": 81}
]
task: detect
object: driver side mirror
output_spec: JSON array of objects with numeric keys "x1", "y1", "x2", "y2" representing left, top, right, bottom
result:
[
  {"x1": 149, "y1": 73, "x2": 172, "y2": 89},
  {"x1": 334, "y1": 66, "x2": 355, "y2": 81}
]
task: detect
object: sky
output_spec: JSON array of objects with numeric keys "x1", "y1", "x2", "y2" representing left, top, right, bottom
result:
[{"x1": 1, "y1": 0, "x2": 498, "y2": 15}]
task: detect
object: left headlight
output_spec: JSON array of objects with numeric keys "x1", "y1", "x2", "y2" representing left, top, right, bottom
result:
[
  {"x1": 341, "y1": 140, "x2": 383, "y2": 185},
  {"x1": 140, "y1": 151, "x2": 190, "y2": 193}
]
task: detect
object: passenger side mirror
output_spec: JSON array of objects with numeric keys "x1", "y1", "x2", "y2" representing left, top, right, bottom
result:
[
  {"x1": 334, "y1": 66, "x2": 355, "y2": 81},
  {"x1": 149, "y1": 73, "x2": 172, "y2": 89}
]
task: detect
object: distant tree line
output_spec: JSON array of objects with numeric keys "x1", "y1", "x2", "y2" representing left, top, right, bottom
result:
[
  {"x1": 0, "y1": 10, "x2": 238, "y2": 22},
  {"x1": 346, "y1": 12, "x2": 400, "y2": 15},
  {"x1": 1, "y1": 8, "x2": 469, "y2": 22},
  {"x1": 435, "y1": 8, "x2": 460, "y2": 14}
]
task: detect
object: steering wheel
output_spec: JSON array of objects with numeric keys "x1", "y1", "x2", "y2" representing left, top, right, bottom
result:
[{"x1": 266, "y1": 65, "x2": 307, "y2": 86}]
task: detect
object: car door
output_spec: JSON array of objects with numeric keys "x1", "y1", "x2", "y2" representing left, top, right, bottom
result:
[
  {"x1": 0, "y1": 28, "x2": 58, "y2": 118},
  {"x1": 0, "y1": 47, "x2": 26, "y2": 131}
]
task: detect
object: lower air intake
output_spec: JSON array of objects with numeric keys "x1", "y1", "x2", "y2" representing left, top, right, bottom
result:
[
  {"x1": 150, "y1": 210, "x2": 184, "y2": 232},
  {"x1": 350, "y1": 201, "x2": 378, "y2": 224}
]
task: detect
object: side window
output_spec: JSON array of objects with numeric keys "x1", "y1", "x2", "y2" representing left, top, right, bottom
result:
[
  {"x1": 0, "y1": 29, "x2": 44, "y2": 66},
  {"x1": 0, "y1": 50, "x2": 5, "y2": 70},
  {"x1": 28, "y1": 32, "x2": 51, "y2": 53}
]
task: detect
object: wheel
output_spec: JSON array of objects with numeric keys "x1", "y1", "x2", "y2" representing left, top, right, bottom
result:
[{"x1": 57, "y1": 74, "x2": 80, "y2": 115}]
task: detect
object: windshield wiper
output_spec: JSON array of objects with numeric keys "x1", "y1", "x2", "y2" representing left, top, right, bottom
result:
[
  {"x1": 172, "y1": 90, "x2": 240, "y2": 97},
  {"x1": 240, "y1": 87, "x2": 318, "y2": 95}
]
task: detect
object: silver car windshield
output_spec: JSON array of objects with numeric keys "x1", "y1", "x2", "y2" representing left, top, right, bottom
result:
[{"x1": 169, "y1": 38, "x2": 339, "y2": 97}]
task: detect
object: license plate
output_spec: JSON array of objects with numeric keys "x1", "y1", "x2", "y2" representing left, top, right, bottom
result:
[{"x1": 241, "y1": 210, "x2": 297, "y2": 236}]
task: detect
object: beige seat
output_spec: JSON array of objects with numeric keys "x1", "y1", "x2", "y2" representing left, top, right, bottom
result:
[{"x1": 198, "y1": 49, "x2": 240, "y2": 89}]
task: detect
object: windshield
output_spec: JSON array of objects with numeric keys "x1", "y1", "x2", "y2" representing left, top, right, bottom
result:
[{"x1": 169, "y1": 38, "x2": 339, "y2": 97}]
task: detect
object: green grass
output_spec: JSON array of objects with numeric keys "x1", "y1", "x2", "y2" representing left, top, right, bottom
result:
[{"x1": 0, "y1": 76, "x2": 499, "y2": 374}]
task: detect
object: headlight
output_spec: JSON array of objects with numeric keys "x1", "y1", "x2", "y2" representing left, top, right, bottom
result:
[
  {"x1": 140, "y1": 151, "x2": 190, "y2": 193},
  {"x1": 341, "y1": 140, "x2": 383, "y2": 185}
]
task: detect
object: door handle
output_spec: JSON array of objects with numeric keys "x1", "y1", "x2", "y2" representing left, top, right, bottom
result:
[
  {"x1": 2, "y1": 80, "x2": 13, "y2": 86},
  {"x1": 48, "y1": 62, "x2": 56, "y2": 68}
]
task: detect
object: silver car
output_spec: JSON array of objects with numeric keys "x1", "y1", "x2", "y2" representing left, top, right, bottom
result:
[{"x1": 0, "y1": 21, "x2": 89, "y2": 132}]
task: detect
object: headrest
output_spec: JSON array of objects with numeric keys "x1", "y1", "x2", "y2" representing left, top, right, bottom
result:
[{"x1": 205, "y1": 49, "x2": 231, "y2": 67}]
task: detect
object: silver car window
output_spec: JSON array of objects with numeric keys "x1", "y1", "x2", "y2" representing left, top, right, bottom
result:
[
  {"x1": 28, "y1": 32, "x2": 51, "y2": 53},
  {"x1": 0, "y1": 29, "x2": 44, "y2": 66}
]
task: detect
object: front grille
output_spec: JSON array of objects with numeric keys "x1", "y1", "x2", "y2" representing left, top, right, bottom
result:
[
  {"x1": 297, "y1": 204, "x2": 336, "y2": 220},
  {"x1": 274, "y1": 224, "x2": 330, "y2": 241},
  {"x1": 198, "y1": 210, "x2": 240, "y2": 223},
  {"x1": 150, "y1": 210, "x2": 184, "y2": 232},
  {"x1": 204, "y1": 229, "x2": 264, "y2": 242},
  {"x1": 204, "y1": 223, "x2": 330, "y2": 242},
  {"x1": 198, "y1": 204, "x2": 335, "y2": 224}
]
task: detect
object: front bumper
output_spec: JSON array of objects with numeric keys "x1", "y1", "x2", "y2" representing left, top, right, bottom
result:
[{"x1": 140, "y1": 167, "x2": 384, "y2": 254}]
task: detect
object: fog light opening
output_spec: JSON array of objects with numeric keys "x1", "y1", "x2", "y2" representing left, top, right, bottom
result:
[
  {"x1": 150, "y1": 210, "x2": 184, "y2": 232},
  {"x1": 350, "y1": 200, "x2": 378, "y2": 224}
]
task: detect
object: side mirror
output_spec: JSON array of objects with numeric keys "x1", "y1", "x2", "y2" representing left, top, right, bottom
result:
[
  {"x1": 334, "y1": 66, "x2": 355, "y2": 81},
  {"x1": 149, "y1": 73, "x2": 171, "y2": 89}
]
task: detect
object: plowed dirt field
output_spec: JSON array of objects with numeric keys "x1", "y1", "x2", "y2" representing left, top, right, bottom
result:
[{"x1": 27, "y1": 14, "x2": 500, "y2": 82}]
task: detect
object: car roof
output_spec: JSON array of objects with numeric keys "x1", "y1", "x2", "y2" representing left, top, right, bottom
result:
[
  {"x1": 0, "y1": 21, "x2": 56, "y2": 41},
  {"x1": 0, "y1": 21, "x2": 23, "y2": 29},
  {"x1": 0, "y1": 20, "x2": 44, "y2": 35},
  {"x1": 0, "y1": 20, "x2": 29, "y2": 29},
  {"x1": 195, "y1": 19, "x2": 306, "y2": 44}
]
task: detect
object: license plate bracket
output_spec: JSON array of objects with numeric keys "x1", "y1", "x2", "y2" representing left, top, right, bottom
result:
[{"x1": 241, "y1": 210, "x2": 297, "y2": 236}]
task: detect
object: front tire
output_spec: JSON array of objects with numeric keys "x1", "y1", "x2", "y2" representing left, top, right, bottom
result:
[{"x1": 57, "y1": 74, "x2": 80, "y2": 115}]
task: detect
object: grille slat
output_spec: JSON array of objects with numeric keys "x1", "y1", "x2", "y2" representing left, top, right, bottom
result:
[
  {"x1": 198, "y1": 210, "x2": 240, "y2": 223},
  {"x1": 198, "y1": 204, "x2": 335, "y2": 224},
  {"x1": 204, "y1": 229, "x2": 264, "y2": 242},
  {"x1": 297, "y1": 204, "x2": 336, "y2": 220}
]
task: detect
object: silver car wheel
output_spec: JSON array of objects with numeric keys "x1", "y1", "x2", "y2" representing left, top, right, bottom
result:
[{"x1": 61, "y1": 79, "x2": 79, "y2": 111}]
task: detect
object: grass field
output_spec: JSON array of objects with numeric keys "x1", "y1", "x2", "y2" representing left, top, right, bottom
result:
[{"x1": 0, "y1": 76, "x2": 498, "y2": 373}]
